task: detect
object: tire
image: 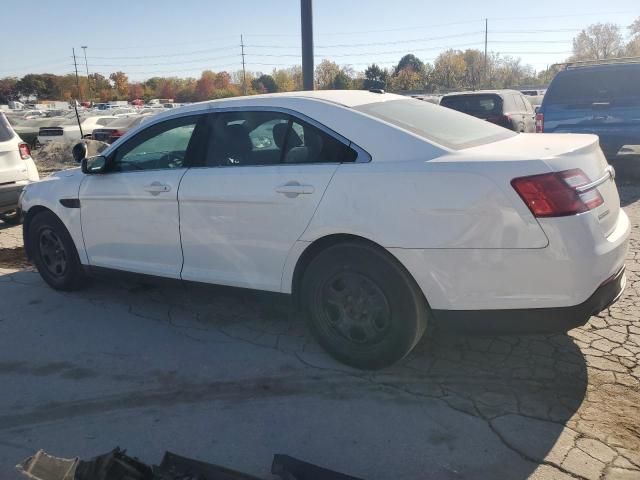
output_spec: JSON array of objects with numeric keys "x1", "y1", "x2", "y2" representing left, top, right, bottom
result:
[
  {"x1": 301, "y1": 242, "x2": 428, "y2": 370},
  {"x1": 0, "y1": 210, "x2": 22, "y2": 225},
  {"x1": 28, "y1": 211, "x2": 86, "y2": 290}
]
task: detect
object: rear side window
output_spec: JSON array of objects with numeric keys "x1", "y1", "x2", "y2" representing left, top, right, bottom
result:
[
  {"x1": 545, "y1": 67, "x2": 640, "y2": 105},
  {"x1": 440, "y1": 94, "x2": 503, "y2": 116},
  {"x1": 204, "y1": 110, "x2": 358, "y2": 167},
  {"x1": 356, "y1": 98, "x2": 515, "y2": 150},
  {"x1": 0, "y1": 113, "x2": 15, "y2": 142}
]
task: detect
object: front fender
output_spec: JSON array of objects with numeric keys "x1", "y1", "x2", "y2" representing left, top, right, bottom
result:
[{"x1": 20, "y1": 168, "x2": 88, "y2": 264}]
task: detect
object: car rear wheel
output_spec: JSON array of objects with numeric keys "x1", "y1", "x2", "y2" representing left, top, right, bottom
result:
[
  {"x1": 301, "y1": 242, "x2": 428, "y2": 370},
  {"x1": 29, "y1": 211, "x2": 86, "y2": 290},
  {"x1": 0, "y1": 210, "x2": 22, "y2": 225}
]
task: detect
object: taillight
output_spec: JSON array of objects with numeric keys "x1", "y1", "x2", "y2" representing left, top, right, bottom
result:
[
  {"x1": 18, "y1": 142, "x2": 31, "y2": 159},
  {"x1": 511, "y1": 168, "x2": 604, "y2": 217},
  {"x1": 535, "y1": 113, "x2": 544, "y2": 133},
  {"x1": 109, "y1": 130, "x2": 124, "y2": 142}
]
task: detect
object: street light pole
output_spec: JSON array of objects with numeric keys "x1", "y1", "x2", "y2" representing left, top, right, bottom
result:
[
  {"x1": 301, "y1": 0, "x2": 314, "y2": 90},
  {"x1": 81, "y1": 46, "x2": 91, "y2": 104}
]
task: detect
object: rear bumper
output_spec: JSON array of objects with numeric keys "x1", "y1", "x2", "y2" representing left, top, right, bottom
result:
[
  {"x1": 0, "y1": 181, "x2": 29, "y2": 213},
  {"x1": 432, "y1": 265, "x2": 626, "y2": 333}
]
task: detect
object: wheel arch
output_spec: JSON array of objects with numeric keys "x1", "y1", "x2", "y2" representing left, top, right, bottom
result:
[
  {"x1": 289, "y1": 233, "x2": 428, "y2": 310},
  {"x1": 23, "y1": 205, "x2": 56, "y2": 259}
]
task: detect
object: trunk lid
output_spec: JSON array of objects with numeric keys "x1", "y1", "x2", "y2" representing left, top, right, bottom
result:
[
  {"x1": 0, "y1": 140, "x2": 29, "y2": 184},
  {"x1": 465, "y1": 133, "x2": 620, "y2": 237}
]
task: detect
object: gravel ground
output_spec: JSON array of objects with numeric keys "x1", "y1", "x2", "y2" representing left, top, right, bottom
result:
[{"x1": 0, "y1": 176, "x2": 638, "y2": 479}]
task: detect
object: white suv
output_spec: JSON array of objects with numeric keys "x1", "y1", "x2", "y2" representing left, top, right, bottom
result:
[{"x1": 0, "y1": 113, "x2": 40, "y2": 224}]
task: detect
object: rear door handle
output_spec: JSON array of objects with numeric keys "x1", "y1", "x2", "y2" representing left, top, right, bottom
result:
[
  {"x1": 276, "y1": 182, "x2": 315, "y2": 197},
  {"x1": 144, "y1": 182, "x2": 171, "y2": 195}
]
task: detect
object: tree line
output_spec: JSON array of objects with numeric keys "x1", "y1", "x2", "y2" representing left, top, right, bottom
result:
[{"x1": 1, "y1": 16, "x2": 638, "y2": 104}]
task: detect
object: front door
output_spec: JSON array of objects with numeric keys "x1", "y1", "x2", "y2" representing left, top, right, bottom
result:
[
  {"x1": 79, "y1": 114, "x2": 205, "y2": 278},
  {"x1": 178, "y1": 110, "x2": 358, "y2": 291}
]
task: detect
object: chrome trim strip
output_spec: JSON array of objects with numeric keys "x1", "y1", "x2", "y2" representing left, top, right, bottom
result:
[{"x1": 575, "y1": 165, "x2": 615, "y2": 194}]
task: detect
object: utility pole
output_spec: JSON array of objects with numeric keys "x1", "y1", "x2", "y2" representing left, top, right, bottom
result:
[
  {"x1": 301, "y1": 0, "x2": 314, "y2": 90},
  {"x1": 484, "y1": 18, "x2": 488, "y2": 88},
  {"x1": 72, "y1": 47, "x2": 82, "y2": 102},
  {"x1": 240, "y1": 34, "x2": 247, "y2": 95},
  {"x1": 81, "y1": 46, "x2": 91, "y2": 104}
]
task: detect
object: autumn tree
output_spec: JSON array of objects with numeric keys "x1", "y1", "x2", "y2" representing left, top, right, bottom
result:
[
  {"x1": 571, "y1": 23, "x2": 624, "y2": 61},
  {"x1": 315, "y1": 60, "x2": 341, "y2": 89},
  {"x1": 462, "y1": 49, "x2": 484, "y2": 89},
  {"x1": 433, "y1": 50, "x2": 466, "y2": 90},
  {"x1": 0, "y1": 77, "x2": 19, "y2": 103},
  {"x1": 627, "y1": 17, "x2": 640, "y2": 56},
  {"x1": 195, "y1": 70, "x2": 216, "y2": 100},
  {"x1": 109, "y1": 71, "x2": 129, "y2": 98},
  {"x1": 128, "y1": 83, "x2": 145, "y2": 101}
]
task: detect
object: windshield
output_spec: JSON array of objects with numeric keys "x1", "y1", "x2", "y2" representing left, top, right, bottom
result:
[
  {"x1": 440, "y1": 94, "x2": 503, "y2": 117},
  {"x1": 355, "y1": 98, "x2": 514, "y2": 149},
  {"x1": 0, "y1": 113, "x2": 15, "y2": 141},
  {"x1": 545, "y1": 67, "x2": 640, "y2": 105}
]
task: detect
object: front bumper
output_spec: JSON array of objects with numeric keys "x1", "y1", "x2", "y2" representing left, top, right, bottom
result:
[{"x1": 433, "y1": 265, "x2": 626, "y2": 333}]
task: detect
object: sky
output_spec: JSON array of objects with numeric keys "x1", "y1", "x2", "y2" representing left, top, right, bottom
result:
[{"x1": 0, "y1": 0, "x2": 638, "y2": 81}]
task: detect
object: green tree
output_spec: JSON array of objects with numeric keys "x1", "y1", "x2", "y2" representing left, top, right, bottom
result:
[
  {"x1": 363, "y1": 63, "x2": 389, "y2": 89},
  {"x1": 332, "y1": 70, "x2": 352, "y2": 89},
  {"x1": 394, "y1": 54, "x2": 425, "y2": 75},
  {"x1": 251, "y1": 74, "x2": 278, "y2": 93}
]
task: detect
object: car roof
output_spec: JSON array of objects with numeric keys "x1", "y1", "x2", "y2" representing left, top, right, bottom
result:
[
  {"x1": 442, "y1": 90, "x2": 522, "y2": 97},
  {"x1": 558, "y1": 62, "x2": 640, "y2": 74},
  {"x1": 142, "y1": 90, "x2": 410, "y2": 124}
]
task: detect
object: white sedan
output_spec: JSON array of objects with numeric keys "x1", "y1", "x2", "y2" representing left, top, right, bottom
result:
[
  {"x1": 37, "y1": 115, "x2": 118, "y2": 143},
  {"x1": 19, "y1": 91, "x2": 629, "y2": 369}
]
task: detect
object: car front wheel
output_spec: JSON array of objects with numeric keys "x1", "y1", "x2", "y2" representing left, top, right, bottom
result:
[
  {"x1": 301, "y1": 242, "x2": 428, "y2": 370},
  {"x1": 29, "y1": 211, "x2": 86, "y2": 290}
]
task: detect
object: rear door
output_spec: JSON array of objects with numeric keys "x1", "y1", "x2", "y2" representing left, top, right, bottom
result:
[{"x1": 178, "y1": 109, "x2": 359, "y2": 292}]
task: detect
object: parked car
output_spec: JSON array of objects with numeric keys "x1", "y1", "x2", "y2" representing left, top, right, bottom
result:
[
  {"x1": 92, "y1": 114, "x2": 153, "y2": 143},
  {"x1": 37, "y1": 116, "x2": 117, "y2": 143},
  {"x1": 20, "y1": 91, "x2": 628, "y2": 369},
  {"x1": 537, "y1": 61, "x2": 640, "y2": 158},
  {"x1": 0, "y1": 113, "x2": 39, "y2": 224},
  {"x1": 22, "y1": 110, "x2": 47, "y2": 120},
  {"x1": 440, "y1": 90, "x2": 536, "y2": 132}
]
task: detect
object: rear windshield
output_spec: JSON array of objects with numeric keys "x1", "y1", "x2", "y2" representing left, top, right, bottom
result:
[
  {"x1": 440, "y1": 94, "x2": 503, "y2": 117},
  {"x1": 545, "y1": 67, "x2": 640, "y2": 105},
  {"x1": 0, "y1": 113, "x2": 15, "y2": 142},
  {"x1": 354, "y1": 98, "x2": 514, "y2": 150}
]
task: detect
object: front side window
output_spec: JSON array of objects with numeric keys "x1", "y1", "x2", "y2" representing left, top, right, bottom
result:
[
  {"x1": 205, "y1": 111, "x2": 357, "y2": 167},
  {"x1": 112, "y1": 115, "x2": 201, "y2": 172}
]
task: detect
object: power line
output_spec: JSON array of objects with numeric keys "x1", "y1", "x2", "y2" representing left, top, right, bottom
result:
[
  {"x1": 88, "y1": 53, "x2": 239, "y2": 68},
  {"x1": 88, "y1": 45, "x2": 239, "y2": 60}
]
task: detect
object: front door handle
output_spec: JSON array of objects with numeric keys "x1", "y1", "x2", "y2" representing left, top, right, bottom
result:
[
  {"x1": 276, "y1": 182, "x2": 315, "y2": 197},
  {"x1": 144, "y1": 182, "x2": 171, "y2": 195}
]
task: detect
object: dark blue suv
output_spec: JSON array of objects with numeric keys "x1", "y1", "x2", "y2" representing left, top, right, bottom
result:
[{"x1": 538, "y1": 62, "x2": 640, "y2": 158}]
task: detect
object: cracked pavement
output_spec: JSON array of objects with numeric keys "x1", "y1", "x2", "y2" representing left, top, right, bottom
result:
[{"x1": 0, "y1": 183, "x2": 639, "y2": 479}]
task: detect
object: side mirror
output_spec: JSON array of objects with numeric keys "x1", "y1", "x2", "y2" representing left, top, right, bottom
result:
[
  {"x1": 81, "y1": 155, "x2": 108, "y2": 175},
  {"x1": 534, "y1": 106, "x2": 540, "y2": 114},
  {"x1": 72, "y1": 142, "x2": 88, "y2": 163}
]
